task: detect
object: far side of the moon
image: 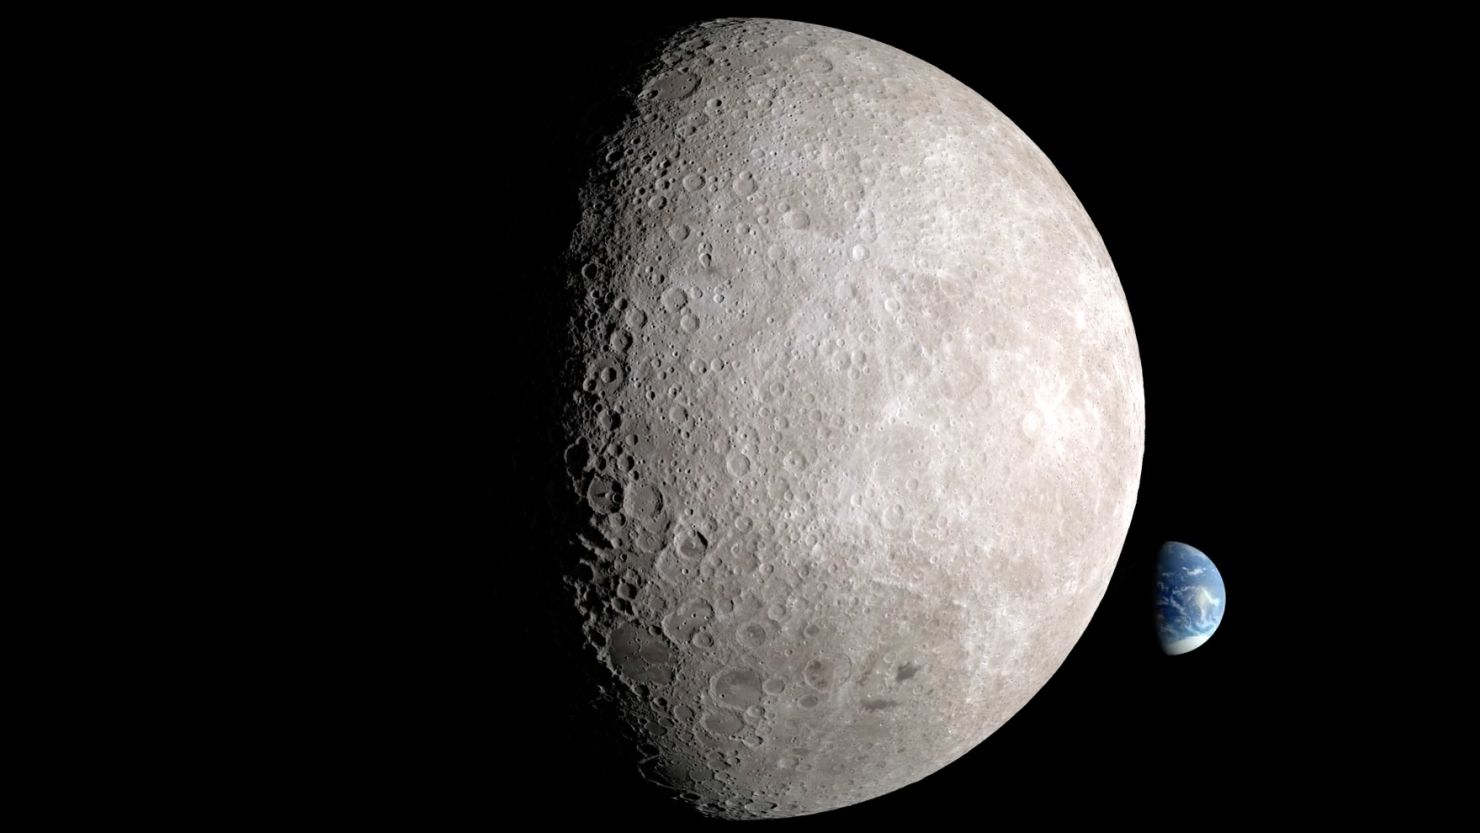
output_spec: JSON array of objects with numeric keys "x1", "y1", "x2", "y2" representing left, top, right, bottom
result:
[{"x1": 550, "y1": 17, "x2": 1145, "y2": 820}]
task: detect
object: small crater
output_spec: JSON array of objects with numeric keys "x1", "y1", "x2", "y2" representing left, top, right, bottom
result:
[
  {"x1": 723, "y1": 539, "x2": 759, "y2": 573},
  {"x1": 703, "y1": 710, "x2": 745, "y2": 735},
  {"x1": 803, "y1": 653, "x2": 853, "y2": 691},
  {"x1": 733, "y1": 171, "x2": 758, "y2": 197},
  {"x1": 795, "y1": 54, "x2": 833, "y2": 73},
  {"x1": 586, "y1": 477, "x2": 622, "y2": 515},
  {"x1": 725, "y1": 451, "x2": 753, "y2": 477},
  {"x1": 563, "y1": 440, "x2": 591, "y2": 477},
  {"x1": 624, "y1": 483, "x2": 664, "y2": 519},
  {"x1": 675, "y1": 526, "x2": 709, "y2": 559},
  {"x1": 607, "y1": 622, "x2": 673, "y2": 685},
  {"x1": 711, "y1": 667, "x2": 765, "y2": 710},
  {"x1": 746, "y1": 800, "x2": 778, "y2": 813},
  {"x1": 589, "y1": 356, "x2": 626, "y2": 393},
  {"x1": 661, "y1": 286, "x2": 689, "y2": 312},
  {"x1": 896, "y1": 662, "x2": 920, "y2": 682},
  {"x1": 737, "y1": 620, "x2": 770, "y2": 648},
  {"x1": 663, "y1": 598, "x2": 715, "y2": 645},
  {"x1": 645, "y1": 71, "x2": 700, "y2": 101}
]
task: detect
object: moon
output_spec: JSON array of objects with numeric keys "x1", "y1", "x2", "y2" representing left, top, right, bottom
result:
[{"x1": 552, "y1": 17, "x2": 1144, "y2": 820}]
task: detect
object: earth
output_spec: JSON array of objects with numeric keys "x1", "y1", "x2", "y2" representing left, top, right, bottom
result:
[{"x1": 1155, "y1": 541, "x2": 1225, "y2": 655}]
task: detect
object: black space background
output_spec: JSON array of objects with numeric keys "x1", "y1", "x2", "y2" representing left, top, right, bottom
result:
[{"x1": 337, "y1": 9, "x2": 1415, "y2": 826}]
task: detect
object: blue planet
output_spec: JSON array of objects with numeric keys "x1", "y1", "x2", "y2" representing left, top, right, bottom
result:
[{"x1": 1155, "y1": 542, "x2": 1225, "y2": 655}]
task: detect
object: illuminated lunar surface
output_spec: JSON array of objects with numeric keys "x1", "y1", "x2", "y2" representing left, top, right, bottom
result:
[{"x1": 554, "y1": 17, "x2": 1145, "y2": 820}]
